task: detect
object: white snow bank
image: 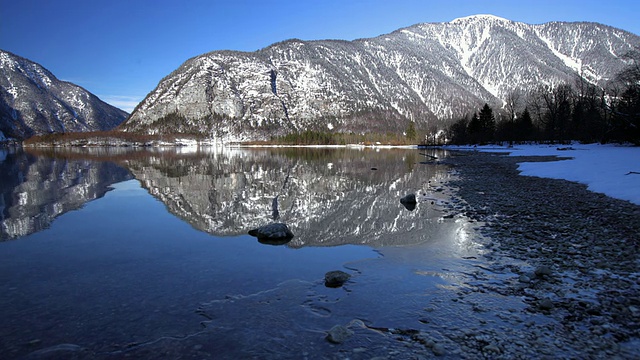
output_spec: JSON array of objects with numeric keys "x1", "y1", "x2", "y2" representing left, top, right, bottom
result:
[{"x1": 448, "y1": 143, "x2": 640, "y2": 205}]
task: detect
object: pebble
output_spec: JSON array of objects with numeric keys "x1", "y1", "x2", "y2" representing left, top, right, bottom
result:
[
  {"x1": 535, "y1": 266, "x2": 553, "y2": 278},
  {"x1": 518, "y1": 274, "x2": 531, "y2": 283},
  {"x1": 538, "y1": 298, "x2": 554, "y2": 310},
  {"x1": 484, "y1": 343, "x2": 501, "y2": 354}
]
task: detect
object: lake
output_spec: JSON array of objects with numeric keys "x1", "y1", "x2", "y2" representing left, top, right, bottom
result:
[{"x1": 0, "y1": 146, "x2": 488, "y2": 359}]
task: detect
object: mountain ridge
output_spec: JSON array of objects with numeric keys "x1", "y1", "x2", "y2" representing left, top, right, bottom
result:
[
  {"x1": 0, "y1": 49, "x2": 128, "y2": 140},
  {"x1": 121, "y1": 15, "x2": 640, "y2": 142}
]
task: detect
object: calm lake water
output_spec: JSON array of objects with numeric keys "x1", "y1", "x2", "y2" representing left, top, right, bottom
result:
[{"x1": 0, "y1": 146, "x2": 483, "y2": 359}]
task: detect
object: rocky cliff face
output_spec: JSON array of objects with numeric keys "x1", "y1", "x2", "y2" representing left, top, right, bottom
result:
[
  {"x1": 0, "y1": 50, "x2": 128, "y2": 140},
  {"x1": 121, "y1": 15, "x2": 640, "y2": 141}
]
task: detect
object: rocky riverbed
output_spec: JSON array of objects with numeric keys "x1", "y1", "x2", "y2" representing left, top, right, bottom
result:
[{"x1": 437, "y1": 151, "x2": 640, "y2": 359}]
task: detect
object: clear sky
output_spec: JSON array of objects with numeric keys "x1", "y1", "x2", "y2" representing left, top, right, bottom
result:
[{"x1": 1, "y1": 0, "x2": 638, "y2": 112}]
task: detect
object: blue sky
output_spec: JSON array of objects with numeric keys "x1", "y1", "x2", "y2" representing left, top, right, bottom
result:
[{"x1": 1, "y1": 0, "x2": 638, "y2": 112}]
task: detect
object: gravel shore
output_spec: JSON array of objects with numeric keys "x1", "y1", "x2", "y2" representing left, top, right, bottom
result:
[{"x1": 442, "y1": 151, "x2": 640, "y2": 359}]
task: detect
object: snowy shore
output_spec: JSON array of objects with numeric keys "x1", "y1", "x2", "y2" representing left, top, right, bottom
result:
[{"x1": 446, "y1": 143, "x2": 640, "y2": 205}]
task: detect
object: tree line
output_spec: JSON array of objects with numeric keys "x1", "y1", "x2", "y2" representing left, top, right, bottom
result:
[
  {"x1": 446, "y1": 50, "x2": 640, "y2": 145},
  {"x1": 257, "y1": 128, "x2": 418, "y2": 146}
]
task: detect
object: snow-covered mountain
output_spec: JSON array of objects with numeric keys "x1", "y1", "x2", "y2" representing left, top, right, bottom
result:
[
  {"x1": 0, "y1": 50, "x2": 128, "y2": 140},
  {"x1": 121, "y1": 15, "x2": 640, "y2": 142}
]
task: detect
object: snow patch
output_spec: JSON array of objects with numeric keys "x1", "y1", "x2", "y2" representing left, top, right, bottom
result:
[
  {"x1": 538, "y1": 35, "x2": 581, "y2": 72},
  {"x1": 452, "y1": 143, "x2": 640, "y2": 205},
  {"x1": 400, "y1": 29, "x2": 426, "y2": 40},
  {"x1": 450, "y1": 14, "x2": 510, "y2": 24},
  {"x1": 7, "y1": 85, "x2": 18, "y2": 99}
]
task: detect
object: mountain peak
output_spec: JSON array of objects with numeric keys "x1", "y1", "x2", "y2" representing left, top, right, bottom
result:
[
  {"x1": 0, "y1": 49, "x2": 128, "y2": 140},
  {"x1": 450, "y1": 14, "x2": 511, "y2": 24}
]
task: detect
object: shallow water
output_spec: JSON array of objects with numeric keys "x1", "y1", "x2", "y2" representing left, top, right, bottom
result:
[{"x1": 0, "y1": 147, "x2": 508, "y2": 359}]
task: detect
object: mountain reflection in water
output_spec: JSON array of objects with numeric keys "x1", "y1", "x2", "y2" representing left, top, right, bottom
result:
[
  {"x1": 0, "y1": 148, "x2": 132, "y2": 240},
  {"x1": 2, "y1": 147, "x2": 460, "y2": 247},
  {"x1": 125, "y1": 147, "x2": 457, "y2": 247}
]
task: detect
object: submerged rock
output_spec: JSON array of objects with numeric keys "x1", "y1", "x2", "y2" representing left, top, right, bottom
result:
[
  {"x1": 248, "y1": 223, "x2": 294, "y2": 245},
  {"x1": 432, "y1": 343, "x2": 446, "y2": 356},
  {"x1": 325, "y1": 270, "x2": 351, "y2": 288},
  {"x1": 326, "y1": 325, "x2": 353, "y2": 344}
]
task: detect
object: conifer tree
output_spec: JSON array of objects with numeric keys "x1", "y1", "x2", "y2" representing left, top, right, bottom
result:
[
  {"x1": 478, "y1": 103, "x2": 495, "y2": 141},
  {"x1": 405, "y1": 121, "x2": 416, "y2": 141}
]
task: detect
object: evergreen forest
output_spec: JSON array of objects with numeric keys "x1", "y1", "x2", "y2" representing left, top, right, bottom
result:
[{"x1": 445, "y1": 50, "x2": 640, "y2": 145}]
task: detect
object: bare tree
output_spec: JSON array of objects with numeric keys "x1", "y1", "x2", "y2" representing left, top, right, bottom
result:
[
  {"x1": 601, "y1": 49, "x2": 640, "y2": 143},
  {"x1": 505, "y1": 89, "x2": 523, "y2": 123},
  {"x1": 526, "y1": 85, "x2": 548, "y2": 131},
  {"x1": 616, "y1": 50, "x2": 640, "y2": 86}
]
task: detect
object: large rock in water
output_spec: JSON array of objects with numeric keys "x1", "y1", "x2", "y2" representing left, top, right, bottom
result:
[
  {"x1": 248, "y1": 223, "x2": 294, "y2": 245},
  {"x1": 324, "y1": 270, "x2": 351, "y2": 288},
  {"x1": 400, "y1": 193, "x2": 417, "y2": 211}
]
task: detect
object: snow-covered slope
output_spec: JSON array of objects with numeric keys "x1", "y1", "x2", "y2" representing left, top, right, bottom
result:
[
  {"x1": 122, "y1": 15, "x2": 640, "y2": 141},
  {"x1": 0, "y1": 50, "x2": 128, "y2": 140}
]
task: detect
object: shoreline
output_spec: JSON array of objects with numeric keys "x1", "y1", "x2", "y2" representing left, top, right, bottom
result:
[
  {"x1": 444, "y1": 143, "x2": 640, "y2": 206},
  {"x1": 442, "y1": 151, "x2": 640, "y2": 358}
]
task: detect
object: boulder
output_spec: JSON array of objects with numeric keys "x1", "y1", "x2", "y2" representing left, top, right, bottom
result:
[
  {"x1": 400, "y1": 193, "x2": 417, "y2": 204},
  {"x1": 248, "y1": 223, "x2": 294, "y2": 245},
  {"x1": 400, "y1": 193, "x2": 417, "y2": 211},
  {"x1": 325, "y1": 270, "x2": 351, "y2": 288}
]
